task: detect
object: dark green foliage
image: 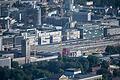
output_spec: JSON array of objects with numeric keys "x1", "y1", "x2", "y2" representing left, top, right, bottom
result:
[
  {"x1": 101, "y1": 60, "x2": 109, "y2": 69},
  {"x1": 97, "y1": 68, "x2": 108, "y2": 75},
  {"x1": 87, "y1": 55, "x2": 100, "y2": 67},
  {"x1": 11, "y1": 61, "x2": 19, "y2": 69},
  {"x1": 105, "y1": 45, "x2": 120, "y2": 56},
  {"x1": 97, "y1": 68, "x2": 112, "y2": 80},
  {"x1": 105, "y1": 46, "x2": 118, "y2": 55},
  {"x1": 0, "y1": 54, "x2": 117, "y2": 80},
  {"x1": 78, "y1": 57, "x2": 89, "y2": 74},
  {"x1": 113, "y1": 69, "x2": 120, "y2": 77},
  {"x1": 0, "y1": 56, "x2": 91, "y2": 79},
  {"x1": 0, "y1": 67, "x2": 10, "y2": 80},
  {"x1": 96, "y1": 60, "x2": 113, "y2": 80}
]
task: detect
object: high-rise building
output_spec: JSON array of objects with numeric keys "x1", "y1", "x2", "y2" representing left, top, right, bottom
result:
[
  {"x1": 63, "y1": 0, "x2": 74, "y2": 11},
  {"x1": 38, "y1": 6, "x2": 41, "y2": 25},
  {"x1": 0, "y1": 34, "x2": 2, "y2": 51},
  {"x1": 21, "y1": 39, "x2": 30, "y2": 63}
]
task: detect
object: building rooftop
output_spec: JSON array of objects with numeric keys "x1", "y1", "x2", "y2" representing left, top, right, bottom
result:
[
  {"x1": 72, "y1": 74, "x2": 102, "y2": 80},
  {"x1": 65, "y1": 68, "x2": 81, "y2": 72}
]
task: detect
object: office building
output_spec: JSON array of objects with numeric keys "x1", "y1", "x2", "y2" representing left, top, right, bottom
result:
[
  {"x1": 78, "y1": 24, "x2": 105, "y2": 39},
  {"x1": 21, "y1": 39, "x2": 30, "y2": 63}
]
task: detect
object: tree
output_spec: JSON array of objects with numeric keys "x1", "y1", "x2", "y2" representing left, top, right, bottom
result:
[
  {"x1": 10, "y1": 69, "x2": 24, "y2": 80},
  {"x1": 111, "y1": 59, "x2": 119, "y2": 66},
  {"x1": 23, "y1": 63, "x2": 37, "y2": 70},
  {"x1": 113, "y1": 69, "x2": 120, "y2": 77},
  {"x1": 31, "y1": 69, "x2": 52, "y2": 79},
  {"x1": 115, "y1": 46, "x2": 120, "y2": 55},
  {"x1": 101, "y1": 60, "x2": 109, "y2": 69},
  {"x1": 11, "y1": 61, "x2": 19, "y2": 68},
  {"x1": 37, "y1": 61, "x2": 49, "y2": 70},
  {"x1": 78, "y1": 57, "x2": 89, "y2": 74},
  {"x1": 3, "y1": 67, "x2": 11, "y2": 80},
  {"x1": 105, "y1": 46, "x2": 117, "y2": 55},
  {"x1": 0, "y1": 67, "x2": 11, "y2": 80},
  {"x1": 23, "y1": 69, "x2": 32, "y2": 80},
  {"x1": 97, "y1": 68, "x2": 112, "y2": 80},
  {"x1": 97, "y1": 68, "x2": 108, "y2": 75},
  {"x1": 47, "y1": 61, "x2": 63, "y2": 73},
  {"x1": 87, "y1": 55, "x2": 100, "y2": 67}
]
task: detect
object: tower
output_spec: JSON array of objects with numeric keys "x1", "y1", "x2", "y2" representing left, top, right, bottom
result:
[
  {"x1": 38, "y1": 6, "x2": 41, "y2": 25},
  {"x1": 88, "y1": 12, "x2": 92, "y2": 21},
  {"x1": 0, "y1": 35, "x2": 2, "y2": 51},
  {"x1": 21, "y1": 39, "x2": 30, "y2": 63}
]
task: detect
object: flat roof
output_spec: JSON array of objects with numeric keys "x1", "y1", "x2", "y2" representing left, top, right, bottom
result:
[
  {"x1": 65, "y1": 68, "x2": 81, "y2": 72},
  {"x1": 73, "y1": 74, "x2": 102, "y2": 80}
]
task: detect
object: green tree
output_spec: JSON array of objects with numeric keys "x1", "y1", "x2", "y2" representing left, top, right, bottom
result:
[
  {"x1": 3, "y1": 67, "x2": 11, "y2": 80},
  {"x1": 87, "y1": 55, "x2": 100, "y2": 67},
  {"x1": 113, "y1": 69, "x2": 120, "y2": 77},
  {"x1": 105, "y1": 46, "x2": 118, "y2": 55},
  {"x1": 47, "y1": 61, "x2": 63, "y2": 73},
  {"x1": 37, "y1": 61, "x2": 49, "y2": 70},
  {"x1": 78, "y1": 57, "x2": 89, "y2": 74},
  {"x1": 24, "y1": 69, "x2": 32, "y2": 80},
  {"x1": 115, "y1": 46, "x2": 120, "y2": 55},
  {"x1": 32, "y1": 69, "x2": 52, "y2": 79},
  {"x1": 0, "y1": 67, "x2": 10, "y2": 80},
  {"x1": 11, "y1": 61, "x2": 19, "y2": 68},
  {"x1": 10, "y1": 69, "x2": 25, "y2": 80},
  {"x1": 101, "y1": 60, "x2": 109, "y2": 69},
  {"x1": 97, "y1": 68, "x2": 112, "y2": 80}
]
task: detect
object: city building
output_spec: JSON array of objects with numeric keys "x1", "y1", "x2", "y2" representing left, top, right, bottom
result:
[
  {"x1": 63, "y1": 0, "x2": 74, "y2": 11},
  {"x1": 104, "y1": 26, "x2": 120, "y2": 37},
  {"x1": 0, "y1": 35, "x2": 3, "y2": 51},
  {"x1": 2, "y1": 53, "x2": 14, "y2": 59},
  {"x1": 13, "y1": 57, "x2": 26, "y2": 64},
  {"x1": 13, "y1": 35, "x2": 24, "y2": 47},
  {"x1": 43, "y1": 17, "x2": 70, "y2": 27},
  {"x1": 0, "y1": 57, "x2": 11, "y2": 69},
  {"x1": 21, "y1": 39, "x2": 30, "y2": 63},
  {"x1": 48, "y1": 74, "x2": 69, "y2": 80},
  {"x1": 38, "y1": 30, "x2": 62, "y2": 45},
  {"x1": 71, "y1": 74, "x2": 103, "y2": 80},
  {"x1": 62, "y1": 29, "x2": 80, "y2": 41},
  {"x1": 101, "y1": 18, "x2": 119, "y2": 27},
  {"x1": 77, "y1": 24, "x2": 105, "y2": 40}
]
